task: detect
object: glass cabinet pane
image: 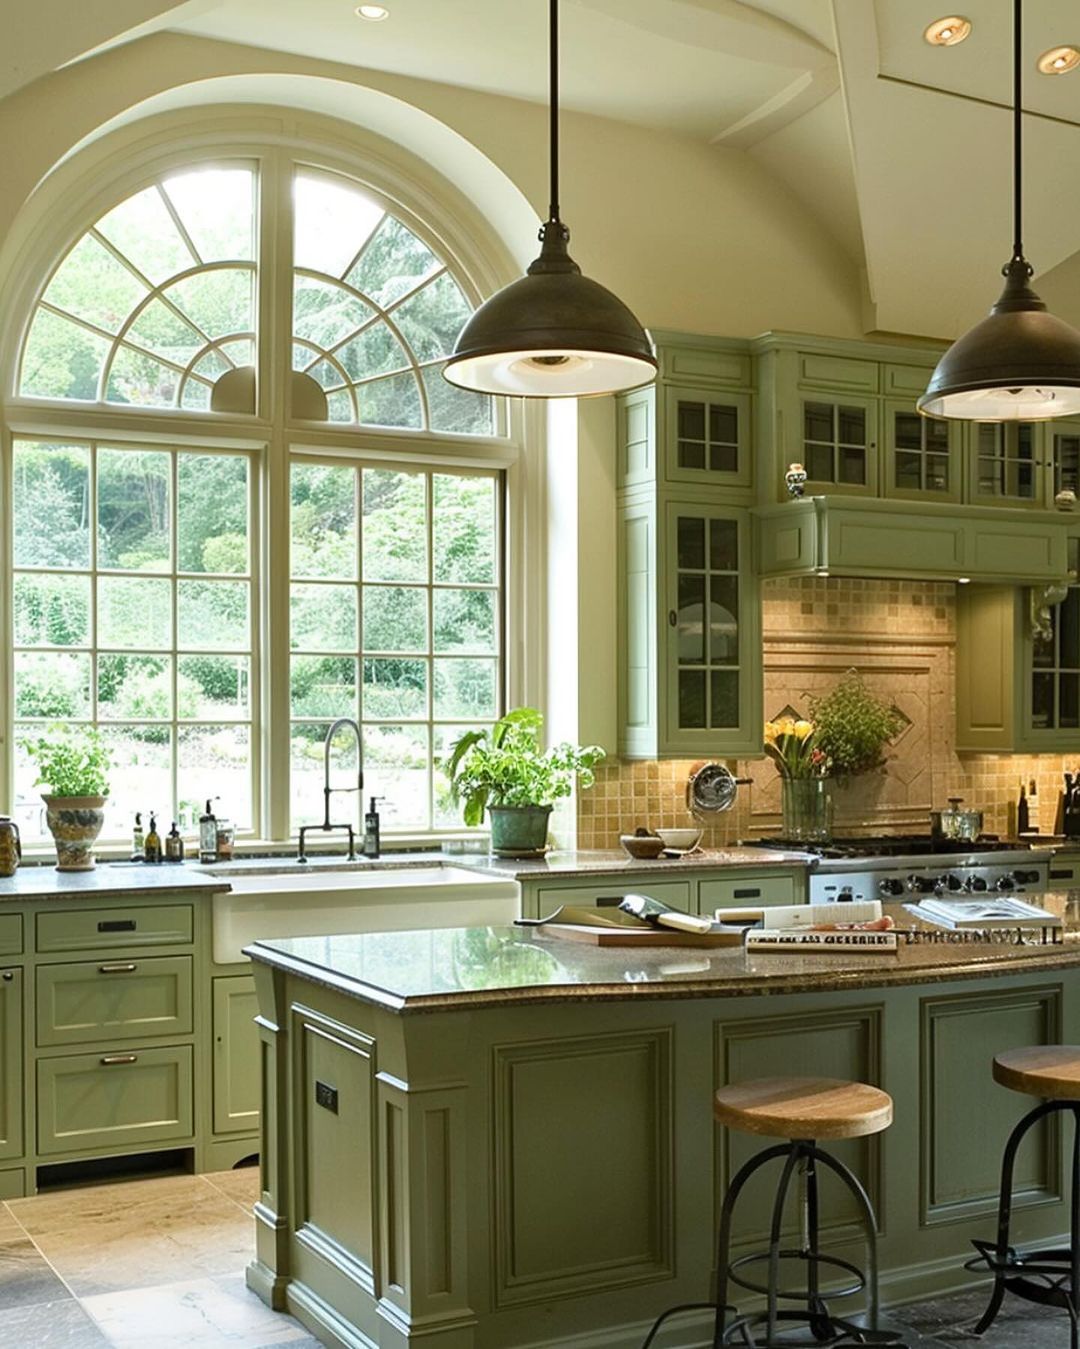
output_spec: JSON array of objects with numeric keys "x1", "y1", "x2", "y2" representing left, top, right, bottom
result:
[
  {"x1": 977, "y1": 424, "x2": 1035, "y2": 499},
  {"x1": 672, "y1": 510, "x2": 742, "y2": 734},
  {"x1": 803, "y1": 400, "x2": 867, "y2": 485},
  {"x1": 890, "y1": 408, "x2": 951, "y2": 494},
  {"x1": 1054, "y1": 432, "x2": 1080, "y2": 497},
  {"x1": 675, "y1": 396, "x2": 741, "y2": 478},
  {"x1": 1030, "y1": 583, "x2": 1080, "y2": 732}
]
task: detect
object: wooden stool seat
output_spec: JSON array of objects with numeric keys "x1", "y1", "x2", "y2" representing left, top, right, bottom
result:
[
  {"x1": 993, "y1": 1046, "x2": 1080, "y2": 1100},
  {"x1": 714, "y1": 1075, "x2": 893, "y2": 1141}
]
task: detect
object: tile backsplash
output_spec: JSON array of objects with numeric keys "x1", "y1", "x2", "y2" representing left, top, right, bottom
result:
[{"x1": 577, "y1": 576, "x2": 1078, "y2": 849}]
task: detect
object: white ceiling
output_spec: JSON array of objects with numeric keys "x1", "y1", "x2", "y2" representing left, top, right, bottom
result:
[{"x1": 21, "y1": 0, "x2": 1080, "y2": 340}]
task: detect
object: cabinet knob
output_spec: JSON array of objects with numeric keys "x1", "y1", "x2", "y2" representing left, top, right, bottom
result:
[
  {"x1": 668, "y1": 610, "x2": 677, "y2": 627},
  {"x1": 0, "y1": 972, "x2": 11, "y2": 982}
]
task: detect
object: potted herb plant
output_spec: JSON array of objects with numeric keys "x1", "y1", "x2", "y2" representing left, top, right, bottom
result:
[
  {"x1": 809, "y1": 670, "x2": 905, "y2": 781},
  {"x1": 444, "y1": 707, "x2": 604, "y2": 858},
  {"x1": 23, "y1": 727, "x2": 111, "y2": 871}
]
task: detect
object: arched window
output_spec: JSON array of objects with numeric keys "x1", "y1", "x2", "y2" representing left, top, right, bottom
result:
[{"x1": 9, "y1": 149, "x2": 507, "y2": 846}]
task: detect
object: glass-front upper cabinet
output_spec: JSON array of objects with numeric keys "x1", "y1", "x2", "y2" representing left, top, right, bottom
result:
[
  {"x1": 1050, "y1": 420, "x2": 1080, "y2": 504},
  {"x1": 1031, "y1": 545, "x2": 1080, "y2": 736},
  {"x1": 663, "y1": 502, "x2": 760, "y2": 756},
  {"x1": 798, "y1": 395, "x2": 878, "y2": 496},
  {"x1": 967, "y1": 422, "x2": 1041, "y2": 506},
  {"x1": 662, "y1": 386, "x2": 751, "y2": 493},
  {"x1": 883, "y1": 400, "x2": 961, "y2": 503}
]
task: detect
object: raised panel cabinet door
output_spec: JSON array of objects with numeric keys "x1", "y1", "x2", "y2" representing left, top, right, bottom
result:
[
  {"x1": 966, "y1": 421, "x2": 1047, "y2": 507},
  {"x1": 797, "y1": 393, "x2": 879, "y2": 496},
  {"x1": 213, "y1": 975, "x2": 260, "y2": 1135},
  {"x1": 883, "y1": 399, "x2": 961, "y2": 503},
  {"x1": 36, "y1": 956, "x2": 193, "y2": 1048},
  {"x1": 0, "y1": 969, "x2": 23, "y2": 1162},
  {"x1": 616, "y1": 385, "x2": 656, "y2": 488},
  {"x1": 700, "y1": 872, "x2": 801, "y2": 912},
  {"x1": 662, "y1": 386, "x2": 752, "y2": 494},
  {"x1": 662, "y1": 503, "x2": 761, "y2": 757}
]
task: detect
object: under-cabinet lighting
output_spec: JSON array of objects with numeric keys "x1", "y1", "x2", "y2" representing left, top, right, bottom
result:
[
  {"x1": 924, "y1": 16, "x2": 972, "y2": 46},
  {"x1": 958, "y1": 576, "x2": 971, "y2": 584},
  {"x1": 355, "y1": 4, "x2": 390, "y2": 19}
]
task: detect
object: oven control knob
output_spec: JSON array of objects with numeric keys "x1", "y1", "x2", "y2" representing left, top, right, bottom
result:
[
  {"x1": 938, "y1": 873, "x2": 963, "y2": 892},
  {"x1": 1014, "y1": 869, "x2": 1040, "y2": 885},
  {"x1": 964, "y1": 875, "x2": 988, "y2": 893},
  {"x1": 905, "y1": 873, "x2": 926, "y2": 893},
  {"x1": 878, "y1": 878, "x2": 904, "y2": 897},
  {"x1": 995, "y1": 873, "x2": 1017, "y2": 891}
]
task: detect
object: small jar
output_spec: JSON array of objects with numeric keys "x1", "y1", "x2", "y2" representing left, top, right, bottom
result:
[{"x1": 215, "y1": 820, "x2": 235, "y2": 861}]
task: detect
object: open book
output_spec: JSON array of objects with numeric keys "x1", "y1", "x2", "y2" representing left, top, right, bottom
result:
[{"x1": 912, "y1": 897, "x2": 1061, "y2": 929}]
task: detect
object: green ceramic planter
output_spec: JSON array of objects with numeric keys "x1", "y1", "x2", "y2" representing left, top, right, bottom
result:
[{"x1": 488, "y1": 805, "x2": 552, "y2": 858}]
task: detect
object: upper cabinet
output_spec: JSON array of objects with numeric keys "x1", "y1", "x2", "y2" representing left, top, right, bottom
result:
[{"x1": 618, "y1": 334, "x2": 754, "y2": 503}]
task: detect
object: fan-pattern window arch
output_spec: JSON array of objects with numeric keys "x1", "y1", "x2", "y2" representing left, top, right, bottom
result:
[
  {"x1": 291, "y1": 171, "x2": 493, "y2": 434},
  {"x1": 19, "y1": 167, "x2": 257, "y2": 410}
]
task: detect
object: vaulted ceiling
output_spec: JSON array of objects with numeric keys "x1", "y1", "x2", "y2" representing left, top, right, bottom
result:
[{"x1": 13, "y1": 0, "x2": 1080, "y2": 341}]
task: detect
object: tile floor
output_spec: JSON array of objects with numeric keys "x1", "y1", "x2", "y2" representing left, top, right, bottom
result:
[
  {"x1": 0, "y1": 1169, "x2": 1072, "y2": 1347},
  {"x1": 0, "y1": 1169, "x2": 321, "y2": 1348}
]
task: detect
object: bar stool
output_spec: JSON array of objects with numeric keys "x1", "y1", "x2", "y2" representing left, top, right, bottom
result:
[
  {"x1": 642, "y1": 1076, "x2": 906, "y2": 1348},
  {"x1": 968, "y1": 1045, "x2": 1080, "y2": 1348}
]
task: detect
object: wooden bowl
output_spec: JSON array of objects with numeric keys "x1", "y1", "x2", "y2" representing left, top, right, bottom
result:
[{"x1": 620, "y1": 833, "x2": 667, "y2": 860}]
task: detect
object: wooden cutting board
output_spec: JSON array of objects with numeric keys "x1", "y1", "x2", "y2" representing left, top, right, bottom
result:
[{"x1": 536, "y1": 923, "x2": 744, "y2": 948}]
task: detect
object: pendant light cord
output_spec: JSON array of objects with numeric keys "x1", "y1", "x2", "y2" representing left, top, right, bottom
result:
[
  {"x1": 548, "y1": 0, "x2": 561, "y2": 226},
  {"x1": 1012, "y1": 0, "x2": 1023, "y2": 262}
]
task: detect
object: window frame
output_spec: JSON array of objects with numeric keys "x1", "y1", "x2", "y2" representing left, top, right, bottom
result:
[{"x1": 0, "y1": 132, "x2": 527, "y2": 848}]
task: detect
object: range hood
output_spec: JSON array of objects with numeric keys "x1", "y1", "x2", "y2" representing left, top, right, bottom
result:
[{"x1": 754, "y1": 496, "x2": 1072, "y2": 586}]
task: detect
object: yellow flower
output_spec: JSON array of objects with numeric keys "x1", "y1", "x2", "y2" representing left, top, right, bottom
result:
[
  {"x1": 777, "y1": 717, "x2": 797, "y2": 737},
  {"x1": 794, "y1": 719, "x2": 814, "y2": 741},
  {"x1": 763, "y1": 721, "x2": 778, "y2": 743}
]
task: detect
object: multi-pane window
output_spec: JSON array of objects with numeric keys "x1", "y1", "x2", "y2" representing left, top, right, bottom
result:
[
  {"x1": 11, "y1": 439, "x2": 255, "y2": 840},
  {"x1": 20, "y1": 167, "x2": 257, "y2": 410},
  {"x1": 976, "y1": 423, "x2": 1036, "y2": 500},
  {"x1": 291, "y1": 170, "x2": 495, "y2": 434},
  {"x1": 289, "y1": 461, "x2": 502, "y2": 833}
]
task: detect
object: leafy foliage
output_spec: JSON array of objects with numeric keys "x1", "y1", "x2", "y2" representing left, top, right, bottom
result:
[
  {"x1": 443, "y1": 708, "x2": 604, "y2": 826},
  {"x1": 808, "y1": 671, "x2": 905, "y2": 780},
  {"x1": 23, "y1": 726, "x2": 111, "y2": 798}
]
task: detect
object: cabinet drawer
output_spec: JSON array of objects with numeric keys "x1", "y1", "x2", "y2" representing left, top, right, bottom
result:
[
  {"x1": 700, "y1": 872, "x2": 800, "y2": 910},
  {"x1": 37, "y1": 1044, "x2": 193, "y2": 1156},
  {"x1": 1049, "y1": 857, "x2": 1080, "y2": 887},
  {"x1": 37, "y1": 904, "x2": 193, "y2": 954},
  {"x1": 535, "y1": 881, "x2": 692, "y2": 914},
  {"x1": 36, "y1": 956, "x2": 193, "y2": 1048},
  {"x1": 0, "y1": 915, "x2": 22, "y2": 958}
]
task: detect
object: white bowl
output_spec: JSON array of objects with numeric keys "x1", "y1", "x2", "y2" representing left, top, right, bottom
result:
[{"x1": 655, "y1": 827, "x2": 703, "y2": 853}]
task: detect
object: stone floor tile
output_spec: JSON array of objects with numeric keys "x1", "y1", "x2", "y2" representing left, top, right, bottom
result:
[
  {"x1": 0, "y1": 1297, "x2": 109, "y2": 1346},
  {"x1": 10, "y1": 1175, "x2": 255, "y2": 1297},
  {"x1": 204, "y1": 1166, "x2": 260, "y2": 1210},
  {"x1": 0, "y1": 1234, "x2": 73, "y2": 1310},
  {"x1": 82, "y1": 1274, "x2": 315, "y2": 1348}
]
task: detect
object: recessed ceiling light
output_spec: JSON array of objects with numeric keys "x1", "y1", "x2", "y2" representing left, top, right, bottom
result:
[
  {"x1": 1038, "y1": 45, "x2": 1080, "y2": 74},
  {"x1": 924, "y1": 16, "x2": 972, "y2": 46},
  {"x1": 355, "y1": 4, "x2": 389, "y2": 19}
]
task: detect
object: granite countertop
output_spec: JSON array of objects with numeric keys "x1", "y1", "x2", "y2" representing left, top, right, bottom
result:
[
  {"x1": 247, "y1": 894, "x2": 1080, "y2": 1014},
  {"x1": 459, "y1": 846, "x2": 810, "y2": 879},
  {"x1": 0, "y1": 861, "x2": 229, "y2": 901}
]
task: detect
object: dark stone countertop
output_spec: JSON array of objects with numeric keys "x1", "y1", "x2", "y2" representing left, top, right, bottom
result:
[{"x1": 247, "y1": 895, "x2": 1080, "y2": 1014}]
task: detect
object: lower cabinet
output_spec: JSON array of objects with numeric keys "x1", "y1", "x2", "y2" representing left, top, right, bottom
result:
[
  {"x1": 213, "y1": 975, "x2": 260, "y2": 1135},
  {"x1": 0, "y1": 969, "x2": 23, "y2": 1162},
  {"x1": 522, "y1": 869, "x2": 807, "y2": 920},
  {"x1": 36, "y1": 1044, "x2": 194, "y2": 1156},
  {"x1": 700, "y1": 869, "x2": 800, "y2": 910},
  {"x1": 533, "y1": 881, "x2": 693, "y2": 919}
]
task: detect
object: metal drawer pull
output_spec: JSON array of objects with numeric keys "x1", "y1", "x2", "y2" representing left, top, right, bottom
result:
[
  {"x1": 98, "y1": 919, "x2": 136, "y2": 933},
  {"x1": 100, "y1": 1054, "x2": 138, "y2": 1066},
  {"x1": 98, "y1": 963, "x2": 137, "y2": 974},
  {"x1": 733, "y1": 887, "x2": 762, "y2": 899}
]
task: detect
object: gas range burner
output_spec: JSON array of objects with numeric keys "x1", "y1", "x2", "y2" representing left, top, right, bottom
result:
[{"x1": 749, "y1": 835, "x2": 1025, "y2": 860}]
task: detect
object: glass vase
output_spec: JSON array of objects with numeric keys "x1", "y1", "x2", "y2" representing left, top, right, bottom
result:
[{"x1": 780, "y1": 777, "x2": 833, "y2": 843}]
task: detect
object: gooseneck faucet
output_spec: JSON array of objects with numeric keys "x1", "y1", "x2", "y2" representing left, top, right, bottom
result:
[{"x1": 297, "y1": 717, "x2": 364, "y2": 862}]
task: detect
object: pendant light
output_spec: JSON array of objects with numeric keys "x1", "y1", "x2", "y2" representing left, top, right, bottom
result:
[
  {"x1": 443, "y1": 0, "x2": 657, "y2": 398},
  {"x1": 919, "y1": 0, "x2": 1080, "y2": 421}
]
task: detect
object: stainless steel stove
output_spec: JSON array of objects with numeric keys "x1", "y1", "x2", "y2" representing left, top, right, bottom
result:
[{"x1": 746, "y1": 836, "x2": 1052, "y2": 904}]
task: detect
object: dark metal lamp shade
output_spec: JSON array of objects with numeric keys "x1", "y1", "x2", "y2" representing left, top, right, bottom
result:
[
  {"x1": 444, "y1": 225, "x2": 657, "y2": 398},
  {"x1": 919, "y1": 260, "x2": 1080, "y2": 421}
]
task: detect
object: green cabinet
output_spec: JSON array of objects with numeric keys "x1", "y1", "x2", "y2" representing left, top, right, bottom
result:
[
  {"x1": 956, "y1": 552, "x2": 1080, "y2": 752},
  {"x1": 699, "y1": 870, "x2": 800, "y2": 910},
  {"x1": 35, "y1": 956, "x2": 193, "y2": 1048},
  {"x1": 212, "y1": 975, "x2": 260, "y2": 1135},
  {"x1": 967, "y1": 422, "x2": 1043, "y2": 507},
  {"x1": 519, "y1": 869, "x2": 807, "y2": 921},
  {"x1": 618, "y1": 495, "x2": 761, "y2": 758},
  {"x1": 883, "y1": 400, "x2": 961, "y2": 503},
  {"x1": 0, "y1": 970, "x2": 23, "y2": 1162},
  {"x1": 617, "y1": 334, "x2": 754, "y2": 500}
]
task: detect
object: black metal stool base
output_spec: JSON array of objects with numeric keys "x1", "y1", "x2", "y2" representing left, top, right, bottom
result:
[
  {"x1": 640, "y1": 1139, "x2": 906, "y2": 1349},
  {"x1": 969, "y1": 1100, "x2": 1080, "y2": 1348}
]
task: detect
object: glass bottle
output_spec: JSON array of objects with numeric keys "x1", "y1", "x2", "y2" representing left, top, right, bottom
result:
[{"x1": 144, "y1": 813, "x2": 162, "y2": 864}]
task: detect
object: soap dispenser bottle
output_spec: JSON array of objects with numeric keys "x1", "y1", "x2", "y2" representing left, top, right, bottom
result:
[
  {"x1": 363, "y1": 797, "x2": 383, "y2": 859},
  {"x1": 131, "y1": 812, "x2": 144, "y2": 862},
  {"x1": 199, "y1": 800, "x2": 218, "y2": 864},
  {"x1": 144, "y1": 813, "x2": 162, "y2": 864}
]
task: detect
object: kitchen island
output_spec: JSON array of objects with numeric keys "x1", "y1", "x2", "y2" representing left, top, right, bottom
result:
[{"x1": 247, "y1": 896, "x2": 1080, "y2": 1348}]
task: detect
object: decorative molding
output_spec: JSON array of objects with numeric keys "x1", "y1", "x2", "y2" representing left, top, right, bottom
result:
[
  {"x1": 492, "y1": 1028, "x2": 674, "y2": 1307},
  {"x1": 919, "y1": 984, "x2": 1064, "y2": 1226},
  {"x1": 714, "y1": 1005, "x2": 885, "y2": 1248}
]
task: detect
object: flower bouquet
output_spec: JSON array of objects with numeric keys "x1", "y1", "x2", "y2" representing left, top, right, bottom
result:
[{"x1": 763, "y1": 716, "x2": 832, "y2": 842}]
